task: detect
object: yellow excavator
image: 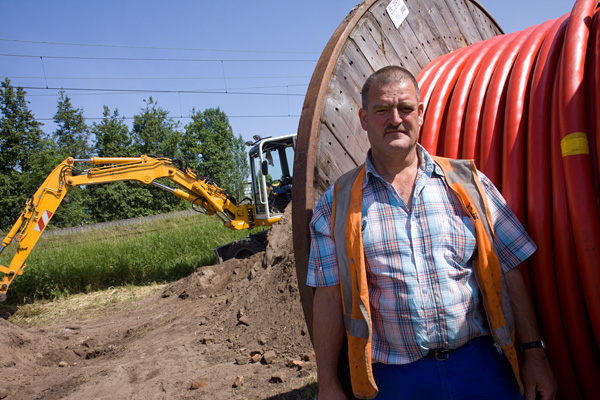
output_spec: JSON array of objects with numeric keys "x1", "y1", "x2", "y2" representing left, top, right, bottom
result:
[{"x1": 0, "y1": 134, "x2": 296, "y2": 302}]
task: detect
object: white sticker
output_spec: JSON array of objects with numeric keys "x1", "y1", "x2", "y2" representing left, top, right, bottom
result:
[{"x1": 386, "y1": 0, "x2": 409, "y2": 29}]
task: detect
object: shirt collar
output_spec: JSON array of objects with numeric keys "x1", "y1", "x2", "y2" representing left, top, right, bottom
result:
[{"x1": 363, "y1": 144, "x2": 444, "y2": 189}]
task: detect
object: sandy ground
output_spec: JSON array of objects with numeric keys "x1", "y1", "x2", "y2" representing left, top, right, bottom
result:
[{"x1": 1, "y1": 208, "x2": 317, "y2": 400}]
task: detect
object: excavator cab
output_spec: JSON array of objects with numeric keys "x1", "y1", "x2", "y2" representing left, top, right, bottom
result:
[{"x1": 247, "y1": 134, "x2": 296, "y2": 221}]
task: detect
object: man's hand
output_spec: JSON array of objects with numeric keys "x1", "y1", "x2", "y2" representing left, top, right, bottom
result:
[
  {"x1": 313, "y1": 286, "x2": 349, "y2": 400},
  {"x1": 521, "y1": 348, "x2": 558, "y2": 400},
  {"x1": 505, "y1": 268, "x2": 557, "y2": 399}
]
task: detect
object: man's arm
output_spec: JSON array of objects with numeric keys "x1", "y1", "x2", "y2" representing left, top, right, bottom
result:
[
  {"x1": 505, "y1": 267, "x2": 558, "y2": 400},
  {"x1": 313, "y1": 285, "x2": 348, "y2": 400}
]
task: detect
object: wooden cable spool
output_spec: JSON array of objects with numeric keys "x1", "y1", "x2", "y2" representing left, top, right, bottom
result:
[{"x1": 291, "y1": 0, "x2": 504, "y2": 340}]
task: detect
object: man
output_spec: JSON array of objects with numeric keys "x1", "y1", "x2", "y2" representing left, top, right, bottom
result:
[{"x1": 307, "y1": 66, "x2": 557, "y2": 399}]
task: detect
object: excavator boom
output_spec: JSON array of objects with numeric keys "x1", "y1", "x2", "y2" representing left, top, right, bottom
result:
[{"x1": 0, "y1": 154, "x2": 282, "y2": 301}]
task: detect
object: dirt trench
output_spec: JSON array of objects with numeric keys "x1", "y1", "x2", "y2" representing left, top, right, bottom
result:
[{"x1": 1, "y1": 207, "x2": 317, "y2": 400}]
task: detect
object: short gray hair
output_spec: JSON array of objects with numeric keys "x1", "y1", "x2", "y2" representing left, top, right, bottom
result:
[{"x1": 361, "y1": 66, "x2": 420, "y2": 109}]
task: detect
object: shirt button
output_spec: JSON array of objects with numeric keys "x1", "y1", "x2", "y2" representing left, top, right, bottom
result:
[{"x1": 423, "y1": 289, "x2": 429, "y2": 294}]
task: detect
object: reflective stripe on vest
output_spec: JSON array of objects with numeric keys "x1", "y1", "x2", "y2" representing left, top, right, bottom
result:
[
  {"x1": 332, "y1": 164, "x2": 377, "y2": 399},
  {"x1": 331, "y1": 157, "x2": 523, "y2": 399}
]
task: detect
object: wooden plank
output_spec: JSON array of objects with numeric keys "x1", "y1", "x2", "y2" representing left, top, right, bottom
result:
[
  {"x1": 314, "y1": 124, "x2": 362, "y2": 196},
  {"x1": 311, "y1": 39, "x2": 373, "y2": 199},
  {"x1": 371, "y1": 0, "x2": 451, "y2": 61},
  {"x1": 354, "y1": 11, "x2": 424, "y2": 75},
  {"x1": 361, "y1": 2, "x2": 434, "y2": 70},
  {"x1": 366, "y1": 10, "x2": 426, "y2": 72},
  {"x1": 417, "y1": 0, "x2": 468, "y2": 53},
  {"x1": 321, "y1": 73, "x2": 369, "y2": 164},
  {"x1": 399, "y1": 0, "x2": 454, "y2": 55},
  {"x1": 349, "y1": 11, "x2": 420, "y2": 72},
  {"x1": 465, "y1": 1, "x2": 503, "y2": 40},
  {"x1": 442, "y1": 0, "x2": 485, "y2": 45},
  {"x1": 337, "y1": 38, "x2": 376, "y2": 96}
]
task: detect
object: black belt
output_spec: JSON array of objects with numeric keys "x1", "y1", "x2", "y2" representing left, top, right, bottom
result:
[
  {"x1": 424, "y1": 336, "x2": 494, "y2": 361},
  {"x1": 424, "y1": 348, "x2": 457, "y2": 361}
]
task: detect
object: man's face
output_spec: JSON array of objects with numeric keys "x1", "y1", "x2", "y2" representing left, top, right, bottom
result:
[{"x1": 359, "y1": 80, "x2": 423, "y2": 160}]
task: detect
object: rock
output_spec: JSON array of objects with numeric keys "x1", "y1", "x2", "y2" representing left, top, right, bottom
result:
[
  {"x1": 189, "y1": 380, "x2": 206, "y2": 390},
  {"x1": 237, "y1": 315, "x2": 250, "y2": 326},
  {"x1": 302, "y1": 361, "x2": 315, "y2": 371},
  {"x1": 58, "y1": 361, "x2": 69, "y2": 368},
  {"x1": 250, "y1": 353, "x2": 262, "y2": 363},
  {"x1": 299, "y1": 369, "x2": 312, "y2": 378},
  {"x1": 269, "y1": 372, "x2": 288, "y2": 383},
  {"x1": 232, "y1": 375, "x2": 244, "y2": 388},
  {"x1": 235, "y1": 357, "x2": 248, "y2": 365},
  {"x1": 262, "y1": 350, "x2": 277, "y2": 364},
  {"x1": 302, "y1": 353, "x2": 316, "y2": 362},
  {"x1": 178, "y1": 291, "x2": 189, "y2": 299},
  {"x1": 200, "y1": 336, "x2": 215, "y2": 344}
]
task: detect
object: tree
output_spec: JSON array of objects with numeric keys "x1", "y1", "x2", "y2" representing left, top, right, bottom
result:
[
  {"x1": 86, "y1": 106, "x2": 151, "y2": 222},
  {"x1": 129, "y1": 97, "x2": 185, "y2": 214},
  {"x1": 182, "y1": 108, "x2": 249, "y2": 201},
  {"x1": 53, "y1": 90, "x2": 91, "y2": 159},
  {"x1": 0, "y1": 79, "x2": 45, "y2": 174},
  {"x1": 131, "y1": 97, "x2": 181, "y2": 157},
  {"x1": 231, "y1": 134, "x2": 250, "y2": 201},
  {"x1": 92, "y1": 106, "x2": 132, "y2": 157},
  {"x1": 0, "y1": 79, "x2": 47, "y2": 229},
  {"x1": 48, "y1": 91, "x2": 92, "y2": 227}
]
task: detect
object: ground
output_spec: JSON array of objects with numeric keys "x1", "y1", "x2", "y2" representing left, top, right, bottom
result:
[{"x1": 1, "y1": 208, "x2": 317, "y2": 400}]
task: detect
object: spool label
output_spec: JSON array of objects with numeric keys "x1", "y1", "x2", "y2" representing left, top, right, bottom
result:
[
  {"x1": 387, "y1": 0, "x2": 409, "y2": 29},
  {"x1": 561, "y1": 132, "x2": 590, "y2": 157}
]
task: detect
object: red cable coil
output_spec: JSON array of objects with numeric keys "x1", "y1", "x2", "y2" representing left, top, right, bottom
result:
[{"x1": 417, "y1": 1, "x2": 600, "y2": 398}]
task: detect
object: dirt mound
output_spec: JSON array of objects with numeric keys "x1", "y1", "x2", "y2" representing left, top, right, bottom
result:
[{"x1": 0, "y1": 206, "x2": 316, "y2": 400}]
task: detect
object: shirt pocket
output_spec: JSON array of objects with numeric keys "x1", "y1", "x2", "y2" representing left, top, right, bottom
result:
[{"x1": 426, "y1": 210, "x2": 477, "y2": 267}]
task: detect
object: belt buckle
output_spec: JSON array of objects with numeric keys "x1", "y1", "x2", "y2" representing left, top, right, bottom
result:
[{"x1": 434, "y1": 349, "x2": 450, "y2": 361}]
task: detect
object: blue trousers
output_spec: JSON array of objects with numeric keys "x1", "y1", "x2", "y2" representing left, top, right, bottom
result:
[{"x1": 371, "y1": 336, "x2": 524, "y2": 400}]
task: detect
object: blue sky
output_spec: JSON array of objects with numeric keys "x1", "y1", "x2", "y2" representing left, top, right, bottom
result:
[{"x1": 0, "y1": 0, "x2": 575, "y2": 145}]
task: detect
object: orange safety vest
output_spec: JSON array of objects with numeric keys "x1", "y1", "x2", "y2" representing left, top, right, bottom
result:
[{"x1": 331, "y1": 156, "x2": 522, "y2": 399}]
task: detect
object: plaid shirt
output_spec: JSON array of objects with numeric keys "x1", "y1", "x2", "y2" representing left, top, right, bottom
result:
[{"x1": 307, "y1": 145, "x2": 536, "y2": 364}]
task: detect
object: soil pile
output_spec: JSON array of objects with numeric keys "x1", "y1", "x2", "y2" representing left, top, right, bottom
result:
[{"x1": 0, "y1": 206, "x2": 316, "y2": 400}]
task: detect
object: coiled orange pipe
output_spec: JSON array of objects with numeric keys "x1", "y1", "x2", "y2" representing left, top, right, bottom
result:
[{"x1": 416, "y1": 1, "x2": 600, "y2": 398}]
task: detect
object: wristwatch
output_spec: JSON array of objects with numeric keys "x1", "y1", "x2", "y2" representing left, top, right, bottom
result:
[{"x1": 520, "y1": 340, "x2": 546, "y2": 351}]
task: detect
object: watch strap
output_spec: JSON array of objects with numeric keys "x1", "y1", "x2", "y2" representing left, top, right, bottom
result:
[{"x1": 520, "y1": 340, "x2": 545, "y2": 350}]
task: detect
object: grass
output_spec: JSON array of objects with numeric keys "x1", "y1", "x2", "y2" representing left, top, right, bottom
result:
[
  {"x1": 0, "y1": 211, "x2": 256, "y2": 305},
  {"x1": 5, "y1": 283, "x2": 166, "y2": 328}
]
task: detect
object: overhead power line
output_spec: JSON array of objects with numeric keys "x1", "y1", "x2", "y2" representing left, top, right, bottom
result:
[
  {"x1": 0, "y1": 53, "x2": 317, "y2": 63},
  {"x1": 20, "y1": 86, "x2": 307, "y2": 96},
  {"x1": 4, "y1": 75, "x2": 310, "y2": 80},
  {"x1": 34, "y1": 114, "x2": 301, "y2": 122},
  {"x1": 0, "y1": 38, "x2": 319, "y2": 55}
]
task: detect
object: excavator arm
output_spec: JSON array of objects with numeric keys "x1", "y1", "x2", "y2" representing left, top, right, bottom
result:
[{"x1": 0, "y1": 155, "x2": 277, "y2": 301}]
